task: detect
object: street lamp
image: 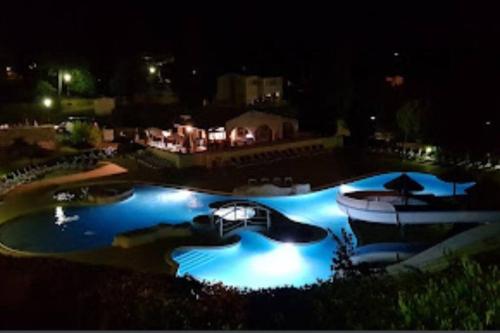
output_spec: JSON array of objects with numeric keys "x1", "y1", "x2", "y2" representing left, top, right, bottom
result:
[
  {"x1": 370, "y1": 116, "x2": 376, "y2": 121},
  {"x1": 57, "y1": 70, "x2": 73, "y2": 96},
  {"x1": 63, "y1": 72, "x2": 72, "y2": 96},
  {"x1": 42, "y1": 97, "x2": 53, "y2": 108},
  {"x1": 149, "y1": 66, "x2": 157, "y2": 74},
  {"x1": 42, "y1": 97, "x2": 54, "y2": 123},
  {"x1": 63, "y1": 73, "x2": 72, "y2": 83}
]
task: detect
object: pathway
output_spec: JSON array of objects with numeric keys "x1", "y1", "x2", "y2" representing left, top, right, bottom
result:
[
  {"x1": 386, "y1": 222, "x2": 500, "y2": 274},
  {"x1": 4, "y1": 162, "x2": 128, "y2": 198}
]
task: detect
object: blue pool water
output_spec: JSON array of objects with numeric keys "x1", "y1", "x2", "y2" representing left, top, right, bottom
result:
[
  {"x1": 0, "y1": 172, "x2": 474, "y2": 288},
  {"x1": 0, "y1": 187, "x2": 226, "y2": 253}
]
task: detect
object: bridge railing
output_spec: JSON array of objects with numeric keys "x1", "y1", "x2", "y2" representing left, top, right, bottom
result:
[{"x1": 212, "y1": 201, "x2": 271, "y2": 238}]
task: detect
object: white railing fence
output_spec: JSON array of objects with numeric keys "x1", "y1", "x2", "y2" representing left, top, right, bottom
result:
[{"x1": 212, "y1": 201, "x2": 271, "y2": 238}]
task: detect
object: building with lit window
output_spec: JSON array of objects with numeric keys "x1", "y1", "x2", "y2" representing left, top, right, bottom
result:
[{"x1": 215, "y1": 74, "x2": 283, "y2": 107}]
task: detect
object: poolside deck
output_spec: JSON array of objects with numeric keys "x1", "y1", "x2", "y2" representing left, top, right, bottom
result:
[{"x1": 4, "y1": 162, "x2": 128, "y2": 197}]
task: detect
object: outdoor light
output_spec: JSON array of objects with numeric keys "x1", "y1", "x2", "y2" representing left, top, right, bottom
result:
[
  {"x1": 485, "y1": 120, "x2": 491, "y2": 126},
  {"x1": 394, "y1": 52, "x2": 400, "y2": 57},
  {"x1": 158, "y1": 189, "x2": 192, "y2": 202},
  {"x1": 149, "y1": 66, "x2": 157, "y2": 74},
  {"x1": 370, "y1": 116, "x2": 376, "y2": 121},
  {"x1": 63, "y1": 73, "x2": 72, "y2": 83},
  {"x1": 192, "y1": 69, "x2": 197, "y2": 75},
  {"x1": 54, "y1": 206, "x2": 79, "y2": 226},
  {"x1": 185, "y1": 125, "x2": 193, "y2": 133},
  {"x1": 426, "y1": 146, "x2": 433, "y2": 154},
  {"x1": 6, "y1": 66, "x2": 11, "y2": 72},
  {"x1": 339, "y1": 184, "x2": 358, "y2": 194},
  {"x1": 250, "y1": 243, "x2": 303, "y2": 276},
  {"x1": 42, "y1": 97, "x2": 53, "y2": 108}
]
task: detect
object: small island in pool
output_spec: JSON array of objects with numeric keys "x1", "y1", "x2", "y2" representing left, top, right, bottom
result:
[{"x1": 193, "y1": 206, "x2": 327, "y2": 243}]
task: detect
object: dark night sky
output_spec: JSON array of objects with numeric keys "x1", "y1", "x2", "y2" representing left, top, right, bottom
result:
[
  {"x1": 2, "y1": 1, "x2": 500, "y2": 90},
  {"x1": 1, "y1": 0, "x2": 500, "y2": 145},
  {"x1": 2, "y1": 1, "x2": 500, "y2": 59}
]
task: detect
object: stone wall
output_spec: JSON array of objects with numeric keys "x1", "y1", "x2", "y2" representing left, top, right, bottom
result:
[
  {"x1": 94, "y1": 97, "x2": 116, "y2": 116},
  {"x1": 0, "y1": 126, "x2": 56, "y2": 148}
]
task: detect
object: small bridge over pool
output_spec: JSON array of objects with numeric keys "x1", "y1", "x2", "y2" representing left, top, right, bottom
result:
[{"x1": 210, "y1": 201, "x2": 272, "y2": 238}]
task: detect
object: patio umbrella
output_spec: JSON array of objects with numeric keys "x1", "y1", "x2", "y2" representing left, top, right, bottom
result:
[
  {"x1": 438, "y1": 168, "x2": 474, "y2": 197},
  {"x1": 384, "y1": 173, "x2": 424, "y2": 196}
]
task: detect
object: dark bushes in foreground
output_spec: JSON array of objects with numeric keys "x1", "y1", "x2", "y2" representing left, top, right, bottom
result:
[{"x1": 0, "y1": 255, "x2": 497, "y2": 329}]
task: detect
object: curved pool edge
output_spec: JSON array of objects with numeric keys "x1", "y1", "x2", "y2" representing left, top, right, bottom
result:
[
  {"x1": 0, "y1": 169, "x2": 408, "y2": 230},
  {"x1": 0, "y1": 171, "x2": 424, "y2": 257},
  {"x1": 0, "y1": 170, "x2": 484, "y2": 289},
  {"x1": 170, "y1": 228, "x2": 333, "y2": 279}
]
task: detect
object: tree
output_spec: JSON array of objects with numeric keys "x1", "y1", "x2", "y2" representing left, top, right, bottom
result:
[
  {"x1": 34, "y1": 80, "x2": 57, "y2": 97},
  {"x1": 68, "y1": 121, "x2": 102, "y2": 148},
  {"x1": 36, "y1": 56, "x2": 97, "y2": 97},
  {"x1": 67, "y1": 68, "x2": 96, "y2": 97},
  {"x1": 396, "y1": 99, "x2": 426, "y2": 150},
  {"x1": 331, "y1": 228, "x2": 356, "y2": 279}
]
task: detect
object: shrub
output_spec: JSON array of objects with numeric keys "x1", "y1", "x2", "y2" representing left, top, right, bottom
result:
[
  {"x1": 397, "y1": 258, "x2": 500, "y2": 330},
  {"x1": 331, "y1": 228, "x2": 356, "y2": 279},
  {"x1": 67, "y1": 121, "x2": 102, "y2": 148}
]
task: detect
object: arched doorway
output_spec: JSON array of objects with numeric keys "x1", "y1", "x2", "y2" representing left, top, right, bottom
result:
[
  {"x1": 282, "y1": 122, "x2": 295, "y2": 139},
  {"x1": 229, "y1": 127, "x2": 252, "y2": 146},
  {"x1": 254, "y1": 125, "x2": 273, "y2": 143}
]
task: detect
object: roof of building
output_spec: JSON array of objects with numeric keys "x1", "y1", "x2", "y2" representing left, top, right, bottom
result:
[{"x1": 190, "y1": 105, "x2": 297, "y2": 129}]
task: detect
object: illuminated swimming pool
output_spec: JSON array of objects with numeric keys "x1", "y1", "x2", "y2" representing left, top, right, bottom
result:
[
  {"x1": 0, "y1": 187, "x2": 226, "y2": 253},
  {"x1": 0, "y1": 172, "x2": 474, "y2": 288}
]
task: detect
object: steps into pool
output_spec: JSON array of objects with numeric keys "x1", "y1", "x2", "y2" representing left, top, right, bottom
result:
[{"x1": 174, "y1": 250, "x2": 221, "y2": 276}]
